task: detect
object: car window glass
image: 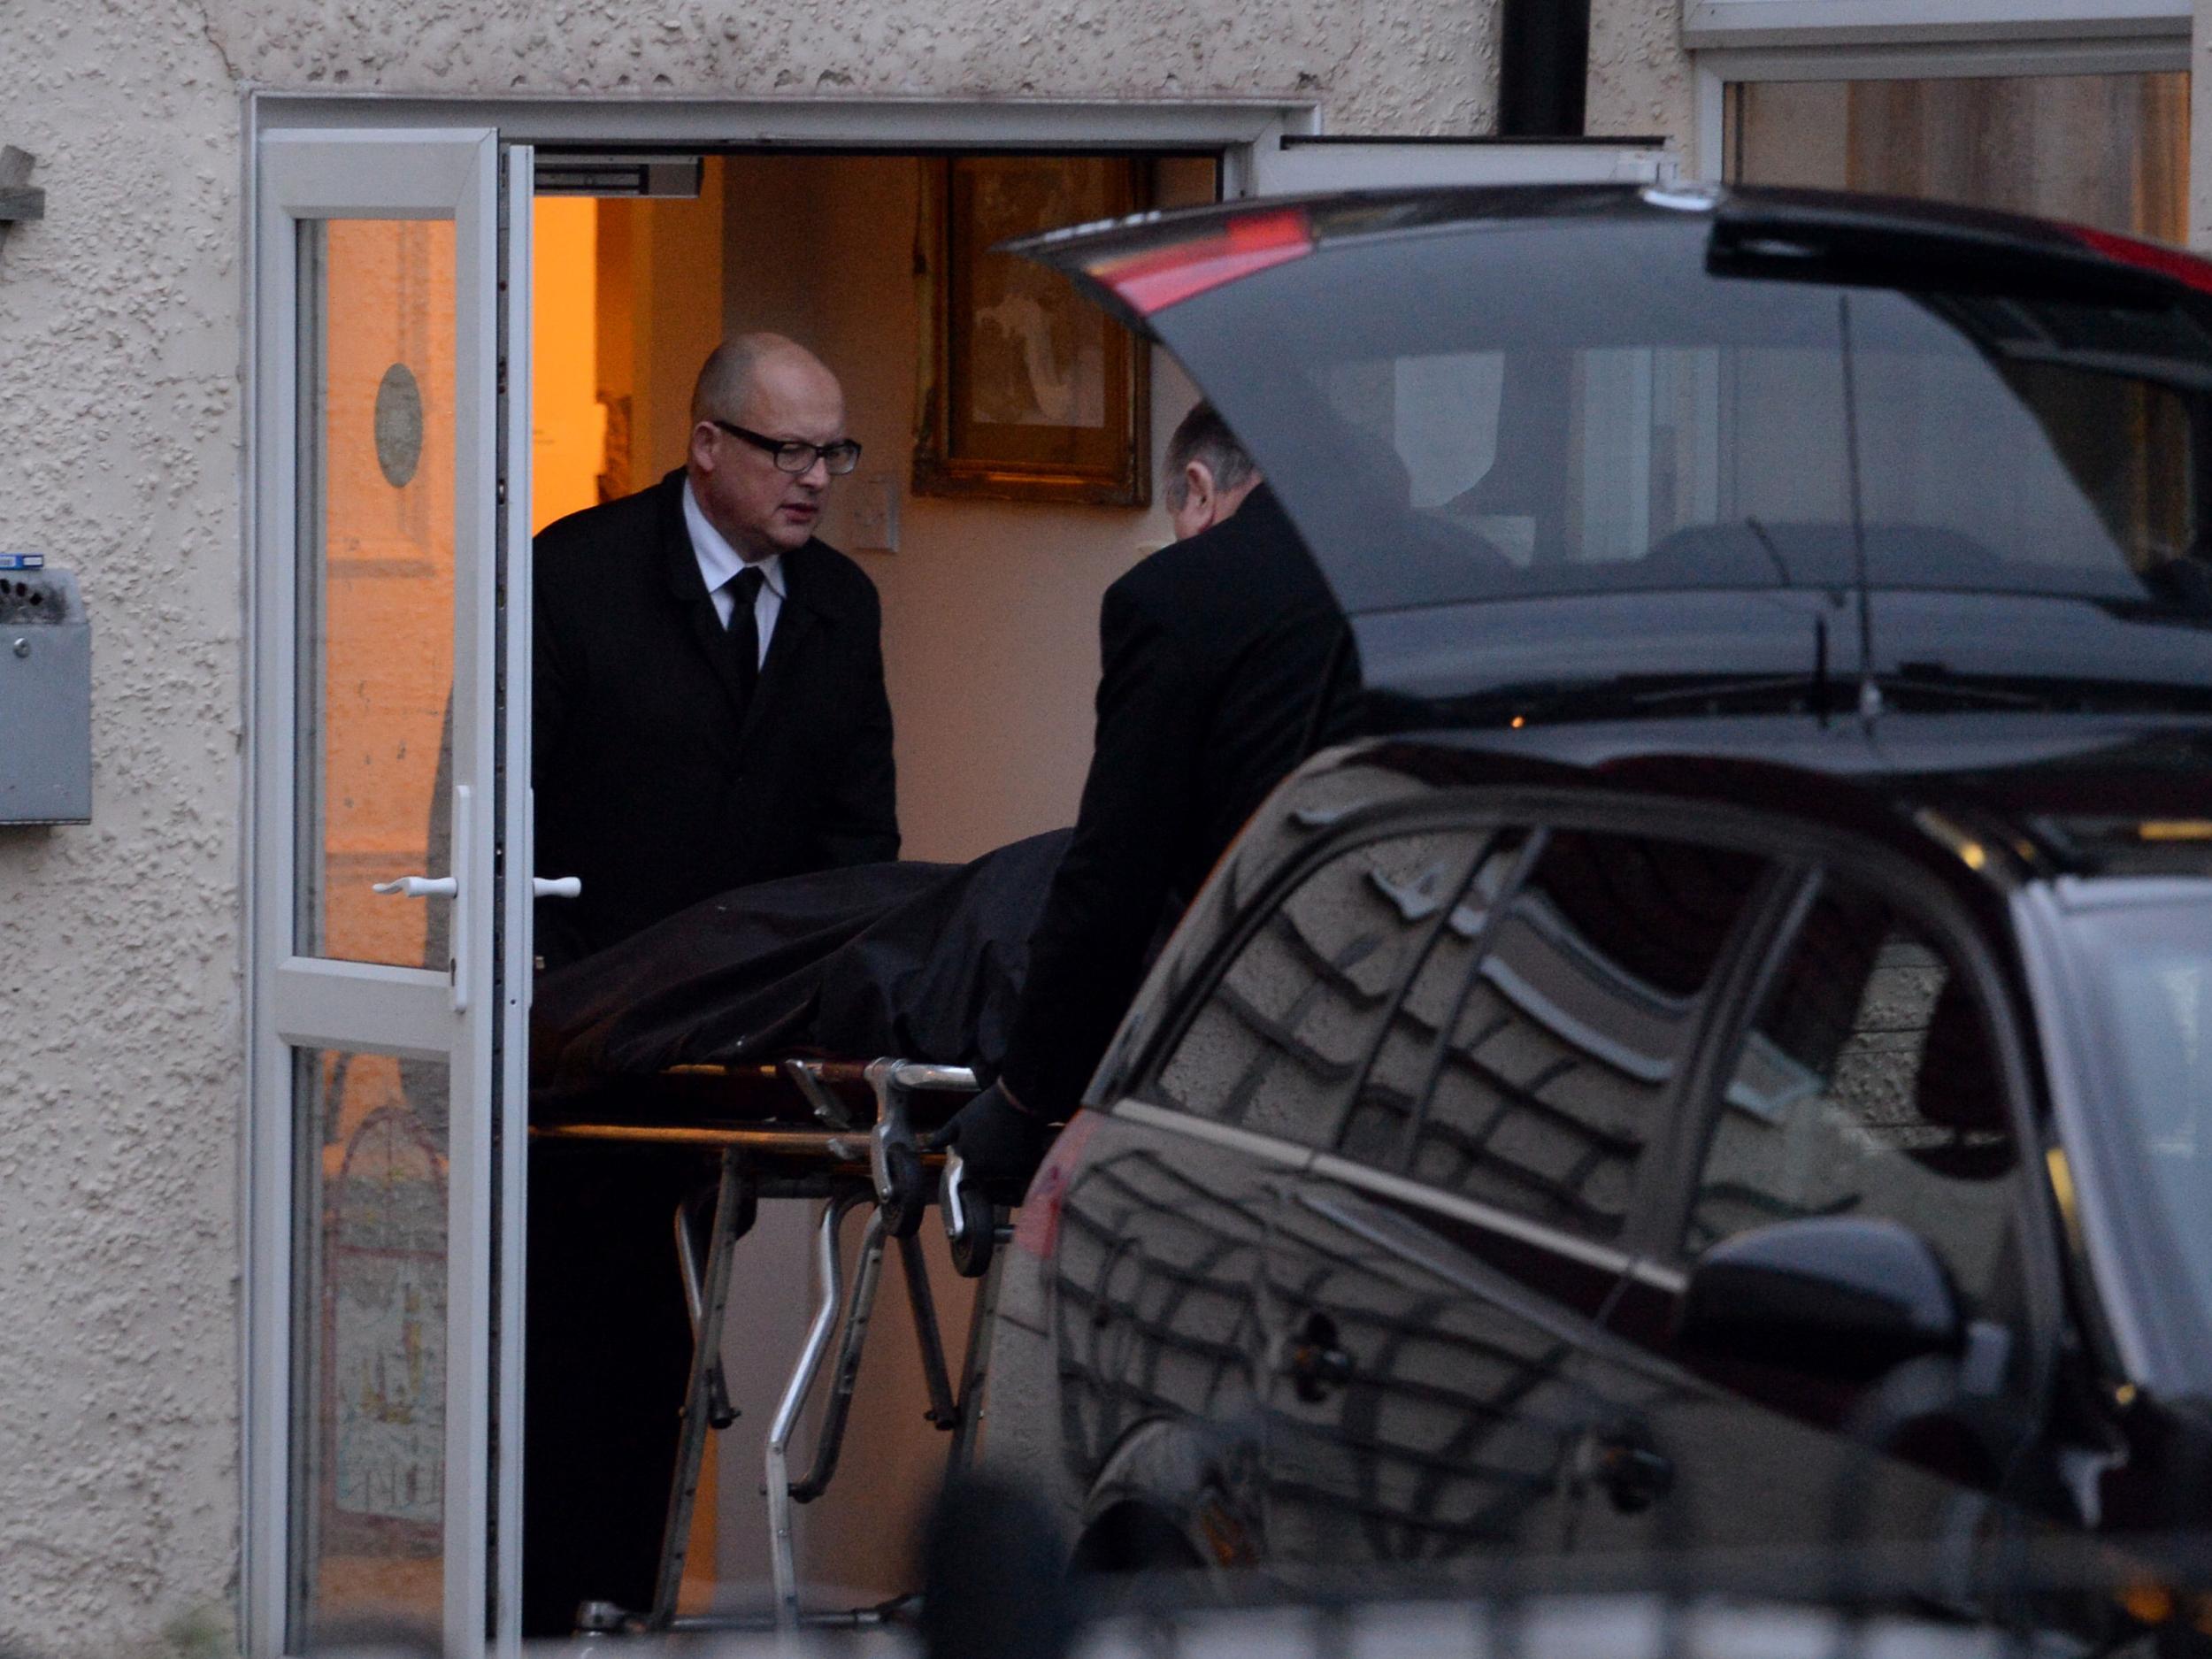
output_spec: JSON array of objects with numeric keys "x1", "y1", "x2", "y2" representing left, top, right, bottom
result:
[
  {"x1": 1157, "y1": 220, "x2": 2212, "y2": 619},
  {"x1": 1151, "y1": 826, "x2": 1497, "y2": 1146},
  {"x1": 1338, "y1": 833, "x2": 1527, "y2": 1166},
  {"x1": 1688, "y1": 879, "x2": 2019, "y2": 1307},
  {"x1": 1315, "y1": 339, "x2": 2190, "y2": 600},
  {"x1": 2062, "y1": 896, "x2": 2212, "y2": 1335},
  {"x1": 1389, "y1": 831, "x2": 1767, "y2": 1242}
]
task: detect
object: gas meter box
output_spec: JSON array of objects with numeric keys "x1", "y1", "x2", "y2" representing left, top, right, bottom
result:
[{"x1": 0, "y1": 561, "x2": 91, "y2": 825}]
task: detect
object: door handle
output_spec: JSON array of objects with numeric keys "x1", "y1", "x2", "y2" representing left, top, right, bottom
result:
[
  {"x1": 532, "y1": 876, "x2": 581, "y2": 899},
  {"x1": 373, "y1": 875, "x2": 457, "y2": 898},
  {"x1": 1576, "y1": 1428, "x2": 1673, "y2": 1515},
  {"x1": 1286, "y1": 1310, "x2": 1356, "y2": 1403},
  {"x1": 370, "y1": 783, "x2": 472, "y2": 1014}
]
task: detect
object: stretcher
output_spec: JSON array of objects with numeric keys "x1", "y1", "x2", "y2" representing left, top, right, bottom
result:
[{"x1": 532, "y1": 1056, "x2": 1003, "y2": 1636}]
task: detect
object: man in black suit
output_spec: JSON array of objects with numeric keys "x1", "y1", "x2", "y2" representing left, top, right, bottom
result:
[
  {"x1": 525, "y1": 334, "x2": 895, "y2": 1636},
  {"x1": 533, "y1": 330, "x2": 897, "y2": 967},
  {"x1": 931, "y1": 403, "x2": 1360, "y2": 1187}
]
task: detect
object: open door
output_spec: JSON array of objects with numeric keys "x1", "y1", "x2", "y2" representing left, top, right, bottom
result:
[
  {"x1": 247, "y1": 127, "x2": 534, "y2": 1658},
  {"x1": 1243, "y1": 134, "x2": 1675, "y2": 196}
]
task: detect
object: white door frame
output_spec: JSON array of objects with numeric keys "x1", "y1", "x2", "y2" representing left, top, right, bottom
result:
[
  {"x1": 255, "y1": 95, "x2": 1327, "y2": 194},
  {"x1": 244, "y1": 94, "x2": 1344, "y2": 1659}
]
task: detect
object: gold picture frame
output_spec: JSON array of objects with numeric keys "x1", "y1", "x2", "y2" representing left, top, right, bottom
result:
[{"x1": 913, "y1": 156, "x2": 1150, "y2": 507}]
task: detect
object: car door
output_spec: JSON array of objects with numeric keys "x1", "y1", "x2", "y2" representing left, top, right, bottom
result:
[
  {"x1": 1256, "y1": 818, "x2": 1777, "y2": 1571},
  {"x1": 1044, "y1": 1104, "x2": 1287, "y2": 1570},
  {"x1": 1105, "y1": 811, "x2": 1551, "y2": 1572},
  {"x1": 1565, "y1": 864, "x2": 2051, "y2": 1578},
  {"x1": 1030, "y1": 764, "x2": 1472, "y2": 1571}
]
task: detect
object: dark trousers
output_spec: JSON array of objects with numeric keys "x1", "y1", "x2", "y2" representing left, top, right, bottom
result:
[{"x1": 521, "y1": 1138, "x2": 712, "y2": 1638}]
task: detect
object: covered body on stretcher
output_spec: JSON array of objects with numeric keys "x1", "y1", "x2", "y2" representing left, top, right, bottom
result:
[{"x1": 526, "y1": 835, "x2": 1069, "y2": 1636}]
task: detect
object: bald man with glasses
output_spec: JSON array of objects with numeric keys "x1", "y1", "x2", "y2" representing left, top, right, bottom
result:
[
  {"x1": 526, "y1": 333, "x2": 895, "y2": 1635},
  {"x1": 532, "y1": 331, "x2": 896, "y2": 972}
]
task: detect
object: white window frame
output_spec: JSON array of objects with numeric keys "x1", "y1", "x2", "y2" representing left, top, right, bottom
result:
[{"x1": 1685, "y1": 0, "x2": 2185, "y2": 50}]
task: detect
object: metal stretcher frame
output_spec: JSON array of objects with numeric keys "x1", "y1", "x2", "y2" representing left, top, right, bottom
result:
[{"x1": 530, "y1": 1056, "x2": 1002, "y2": 1636}]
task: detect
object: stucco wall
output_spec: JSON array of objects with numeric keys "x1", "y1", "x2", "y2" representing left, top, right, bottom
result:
[
  {"x1": 1587, "y1": 0, "x2": 1698, "y2": 170},
  {"x1": 0, "y1": 3, "x2": 247, "y2": 1656},
  {"x1": 202, "y1": 0, "x2": 1502, "y2": 132},
  {"x1": 0, "y1": 0, "x2": 1734, "y2": 1653}
]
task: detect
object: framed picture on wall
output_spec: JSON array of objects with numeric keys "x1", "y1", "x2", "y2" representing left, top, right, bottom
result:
[{"x1": 913, "y1": 156, "x2": 1150, "y2": 506}]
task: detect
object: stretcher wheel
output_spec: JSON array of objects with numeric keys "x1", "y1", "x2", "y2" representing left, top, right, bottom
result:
[
  {"x1": 941, "y1": 1148, "x2": 995, "y2": 1279},
  {"x1": 879, "y1": 1139, "x2": 927, "y2": 1239},
  {"x1": 948, "y1": 1197, "x2": 994, "y2": 1279}
]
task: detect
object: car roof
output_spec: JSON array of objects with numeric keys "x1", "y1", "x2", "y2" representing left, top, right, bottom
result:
[{"x1": 1320, "y1": 710, "x2": 2212, "y2": 887}]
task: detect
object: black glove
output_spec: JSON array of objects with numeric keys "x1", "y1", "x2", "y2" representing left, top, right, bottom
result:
[{"x1": 925, "y1": 1081, "x2": 1055, "y2": 1202}]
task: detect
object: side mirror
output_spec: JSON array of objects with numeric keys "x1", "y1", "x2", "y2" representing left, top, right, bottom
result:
[{"x1": 1676, "y1": 1217, "x2": 1965, "y2": 1384}]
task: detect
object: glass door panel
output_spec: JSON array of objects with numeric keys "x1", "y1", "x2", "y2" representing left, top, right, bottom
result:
[
  {"x1": 296, "y1": 219, "x2": 460, "y2": 970},
  {"x1": 289, "y1": 1047, "x2": 450, "y2": 1644}
]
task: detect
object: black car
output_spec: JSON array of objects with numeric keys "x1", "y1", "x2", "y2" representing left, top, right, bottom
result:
[{"x1": 972, "y1": 184, "x2": 2212, "y2": 1617}]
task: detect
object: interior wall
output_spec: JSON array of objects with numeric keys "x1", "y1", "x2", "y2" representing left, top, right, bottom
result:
[
  {"x1": 596, "y1": 160, "x2": 729, "y2": 496},
  {"x1": 700, "y1": 150, "x2": 1213, "y2": 1603},
  {"x1": 533, "y1": 196, "x2": 603, "y2": 533},
  {"x1": 719, "y1": 152, "x2": 1209, "y2": 867}
]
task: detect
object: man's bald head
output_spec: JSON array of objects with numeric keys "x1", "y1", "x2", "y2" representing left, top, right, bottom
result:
[
  {"x1": 691, "y1": 333, "x2": 837, "y2": 426},
  {"x1": 687, "y1": 334, "x2": 850, "y2": 561}
]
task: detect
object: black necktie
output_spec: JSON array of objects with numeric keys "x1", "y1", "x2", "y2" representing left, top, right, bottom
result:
[{"x1": 726, "y1": 566, "x2": 765, "y2": 703}]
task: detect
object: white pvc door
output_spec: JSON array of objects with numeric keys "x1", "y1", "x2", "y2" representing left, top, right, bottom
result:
[
  {"x1": 1244, "y1": 134, "x2": 1677, "y2": 195},
  {"x1": 247, "y1": 127, "x2": 533, "y2": 1659}
]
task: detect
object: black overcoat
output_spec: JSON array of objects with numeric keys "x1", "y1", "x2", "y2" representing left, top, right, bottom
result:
[
  {"x1": 532, "y1": 468, "x2": 898, "y2": 966},
  {"x1": 523, "y1": 468, "x2": 896, "y2": 1633},
  {"x1": 997, "y1": 484, "x2": 1362, "y2": 1114}
]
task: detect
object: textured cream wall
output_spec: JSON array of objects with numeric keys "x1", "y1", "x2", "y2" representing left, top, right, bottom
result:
[
  {"x1": 0, "y1": 2, "x2": 249, "y2": 1656},
  {"x1": 0, "y1": 0, "x2": 1707, "y2": 1652},
  {"x1": 204, "y1": 0, "x2": 1502, "y2": 130},
  {"x1": 1588, "y1": 0, "x2": 1699, "y2": 171}
]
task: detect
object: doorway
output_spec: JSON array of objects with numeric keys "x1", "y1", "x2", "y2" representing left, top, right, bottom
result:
[
  {"x1": 524, "y1": 143, "x2": 1219, "y2": 1618},
  {"x1": 530, "y1": 150, "x2": 1220, "y2": 864},
  {"x1": 246, "y1": 100, "x2": 1672, "y2": 1654}
]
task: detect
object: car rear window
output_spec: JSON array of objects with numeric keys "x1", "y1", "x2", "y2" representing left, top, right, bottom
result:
[{"x1": 1150, "y1": 217, "x2": 2212, "y2": 619}]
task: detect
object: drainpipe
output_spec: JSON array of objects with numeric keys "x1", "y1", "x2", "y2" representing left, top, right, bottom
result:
[{"x1": 1496, "y1": 0, "x2": 1592, "y2": 137}]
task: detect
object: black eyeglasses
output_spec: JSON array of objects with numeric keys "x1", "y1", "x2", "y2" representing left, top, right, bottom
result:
[{"x1": 711, "y1": 419, "x2": 864, "y2": 476}]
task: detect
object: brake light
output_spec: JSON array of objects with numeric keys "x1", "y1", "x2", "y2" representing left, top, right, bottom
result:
[
  {"x1": 2068, "y1": 224, "x2": 2212, "y2": 296},
  {"x1": 1091, "y1": 208, "x2": 1315, "y2": 316},
  {"x1": 1011, "y1": 1107, "x2": 1103, "y2": 1261}
]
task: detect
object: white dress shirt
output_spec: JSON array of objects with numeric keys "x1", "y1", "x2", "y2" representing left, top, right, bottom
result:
[{"x1": 683, "y1": 480, "x2": 785, "y2": 667}]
